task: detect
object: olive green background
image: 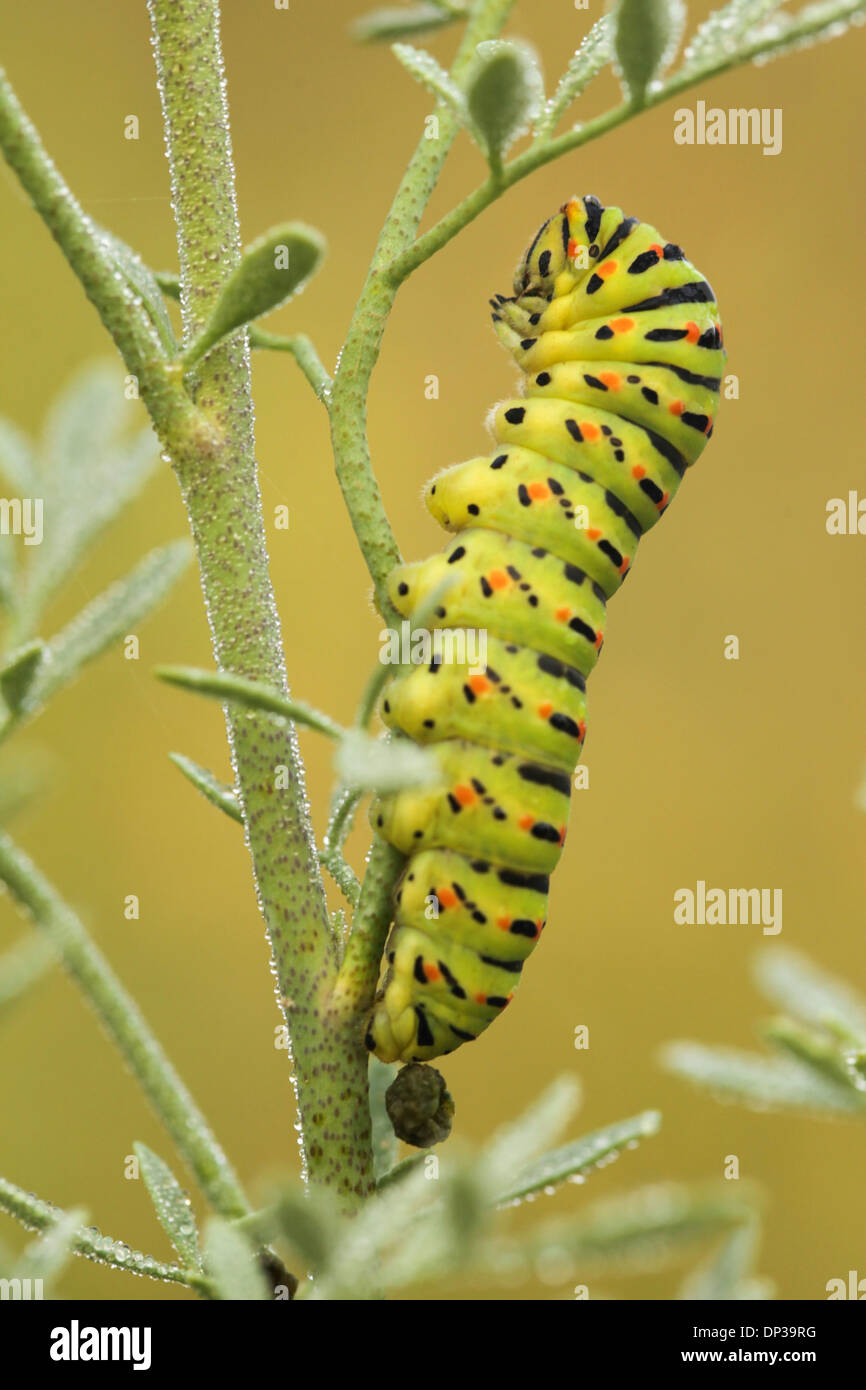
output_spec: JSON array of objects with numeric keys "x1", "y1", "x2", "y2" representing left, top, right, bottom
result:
[{"x1": 1, "y1": 0, "x2": 864, "y2": 1300}]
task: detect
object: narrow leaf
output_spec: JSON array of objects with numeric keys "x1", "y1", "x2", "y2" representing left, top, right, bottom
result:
[
  {"x1": 610, "y1": 0, "x2": 687, "y2": 103},
  {"x1": 22, "y1": 541, "x2": 191, "y2": 719},
  {"x1": 480, "y1": 1075, "x2": 582, "y2": 1192},
  {"x1": 169, "y1": 752, "x2": 242, "y2": 823},
  {"x1": 13, "y1": 1207, "x2": 87, "y2": 1291},
  {"x1": 683, "y1": 1, "x2": 785, "y2": 71},
  {"x1": 335, "y1": 729, "x2": 439, "y2": 793},
  {"x1": 534, "y1": 15, "x2": 613, "y2": 139},
  {"x1": 202, "y1": 1218, "x2": 270, "y2": 1301},
  {"x1": 0, "y1": 417, "x2": 37, "y2": 494},
  {"x1": 678, "y1": 1219, "x2": 770, "y2": 1300},
  {"x1": 184, "y1": 223, "x2": 326, "y2": 367},
  {"x1": 391, "y1": 43, "x2": 467, "y2": 117},
  {"x1": 0, "y1": 935, "x2": 55, "y2": 1017},
  {"x1": 97, "y1": 227, "x2": 177, "y2": 354},
  {"x1": 0, "y1": 641, "x2": 46, "y2": 714},
  {"x1": 661, "y1": 1040, "x2": 865, "y2": 1113},
  {"x1": 353, "y1": 4, "x2": 467, "y2": 42},
  {"x1": 763, "y1": 1016, "x2": 866, "y2": 1098},
  {"x1": 369, "y1": 1057, "x2": 401, "y2": 1183},
  {"x1": 133, "y1": 1143, "x2": 202, "y2": 1269},
  {"x1": 753, "y1": 946, "x2": 866, "y2": 1042},
  {"x1": 23, "y1": 363, "x2": 162, "y2": 627},
  {"x1": 156, "y1": 665, "x2": 345, "y2": 739},
  {"x1": 465, "y1": 40, "x2": 545, "y2": 163},
  {"x1": 268, "y1": 1184, "x2": 343, "y2": 1271},
  {"x1": 495, "y1": 1109, "x2": 661, "y2": 1207},
  {"x1": 516, "y1": 1183, "x2": 757, "y2": 1272}
]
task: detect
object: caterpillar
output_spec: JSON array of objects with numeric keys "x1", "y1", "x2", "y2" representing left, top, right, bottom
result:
[{"x1": 366, "y1": 194, "x2": 724, "y2": 1065}]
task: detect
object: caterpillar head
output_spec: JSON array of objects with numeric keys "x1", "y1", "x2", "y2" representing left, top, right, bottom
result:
[{"x1": 492, "y1": 195, "x2": 605, "y2": 354}]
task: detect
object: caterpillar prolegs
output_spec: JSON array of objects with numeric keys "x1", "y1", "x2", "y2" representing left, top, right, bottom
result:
[{"x1": 366, "y1": 195, "x2": 724, "y2": 1064}]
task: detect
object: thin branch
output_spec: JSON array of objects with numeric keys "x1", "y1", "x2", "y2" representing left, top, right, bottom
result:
[
  {"x1": 248, "y1": 328, "x2": 333, "y2": 399},
  {"x1": 328, "y1": 0, "x2": 518, "y2": 622},
  {"x1": 0, "y1": 1175, "x2": 213, "y2": 1295},
  {"x1": 387, "y1": 0, "x2": 866, "y2": 285},
  {"x1": 0, "y1": 830, "x2": 250, "y2": 1218}
]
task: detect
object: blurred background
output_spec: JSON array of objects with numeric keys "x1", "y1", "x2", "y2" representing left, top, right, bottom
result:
[{"x1": 0, "y1": 0, "x2": 864, "y2": 1300}]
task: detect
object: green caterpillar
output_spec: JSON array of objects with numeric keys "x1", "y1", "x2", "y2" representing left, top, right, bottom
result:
[{"x1": 366, "y1": 195, "x2": 724, "y2": 1064}]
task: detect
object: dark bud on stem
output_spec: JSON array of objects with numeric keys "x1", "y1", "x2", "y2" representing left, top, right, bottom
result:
[{"x1": 385, "y1": 1062, "x2": 455, "y2": 1147}]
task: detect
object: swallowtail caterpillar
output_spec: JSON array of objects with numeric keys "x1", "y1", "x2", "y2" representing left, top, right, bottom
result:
[{"x1": 367, "y1": 195, "x2": 724, "y2": 1064}]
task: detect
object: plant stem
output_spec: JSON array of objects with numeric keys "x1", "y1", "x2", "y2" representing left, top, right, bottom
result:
[
  {"x1": 0, "y1": 830, "x2": 248, "y2": 1220},
  {"x1": 387, "y1": 0, "x2": 866, "y2": 285},
  {"x1": 0, "y1": 1175, "x2": 213, "y2": 1294},
  {"x1": 248, "y1": 328, "x2": 333, "y2": 399},
  {"x1": 147, "y1": 0, "x2": 373, "y2": 1210},
  {"x1": 328, "y1": 0, "x2": 517, "y2": 623}
]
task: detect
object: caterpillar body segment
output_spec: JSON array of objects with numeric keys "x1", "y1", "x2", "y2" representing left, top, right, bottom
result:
[{"x1": 367, "y1": 195, "x2": 724, "y2": 1064}]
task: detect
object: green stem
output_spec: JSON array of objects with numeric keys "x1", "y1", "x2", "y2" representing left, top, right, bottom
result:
[
  {"x1": 331, "y1": 836, "x2": 406, "y2": 1023},
  {"x1": 328, "y1": 0, "x2": 517, "y2": 622},
  {"x1": 0, "y1": 1175, "x2": 213, "y2": 1295},
  {"x1": 0, "y1": 830, "x2": 248, "y2": 1220},
  {"x1": 388, "y1": 0, "x2": 866, "y2": 285},
  {"x1": 248, "y1": 328, "x2": 333, "y2": 399},
  {"x1": 147, "y1": 0, "x2": 372, "y2": 1211}
]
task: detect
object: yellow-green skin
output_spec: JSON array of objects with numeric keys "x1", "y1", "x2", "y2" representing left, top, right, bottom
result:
[{"x1": 367, "y1": 195, "x2": 725, "y2": 1064}]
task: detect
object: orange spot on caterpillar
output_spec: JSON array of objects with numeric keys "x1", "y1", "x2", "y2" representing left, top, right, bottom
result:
[
  {"x1": 586, "y1": 527, "x2": 601, "y2": 540},
  {"x1": 685, "y1": 321, "x2": 700, "y2": 343},
  {"x1": 632, "y1": 464, "x2": 646, "y2": 479},
  {"x1": 554, "y1": 606, "x2": 572, "y2": 622},
  {"x1": 518, "y1": 813, "x2": 534, "y2": 831},
  {"x1": 567, "y1": 236, "x2": 580, "y2": 260},
  {"x1": 649, "y1": 243, "x2": 664, "y2": 255},
  {"x1": 581, "y1": 422, "x2": 600, "y2": 441},
  {"x1": 594, "y1": 631, "x2": 603, "y2": 649},
  {"x1": 488, "y1": 569, "x2": 509, "y2": 590},
  {"x1": 537, "y1": 700, "x2": 554, "y2": 718},
  {"x1": 656, "y1": 492, "x2": 670, "y2": 511},
  {"x1": 469, "y1": 674, "x2": 490, "y2": 695},
  {"x1": 528, "y1": 481, "x2": 550, "y2": 500},
  {"x1": 578, "y1": 720, "x2": 586, "y2": 740},
  {"x1": 558, "y1": 826, "x2": 567, "y2": 846},
  {"x1": 536, "y1": 919, "x2": 545, "y2": 936},
  {"x1": 424, "y1": 964, "x2": 441, "y2": 983},
  {"x1": 704, "y1": 417, "x2": 713, "y2": 434},
  {"x1": 599, "y1": 371, "x2": 622, "y2": 390},
  {"x1": 496, "y1": 915, "x2": 511, "y2": 931},
  {"x1": 505, "y1": 992, "x2": 515, "y2": 1004},
  {"x1": 610, "y1": 317, "x2": 635, "y2": 333},
  {"x1": 669, "y1": 399, "x2": 684, "y2": 416},
  {"x1": 599, "y1": 260, "x2": 617, "y2": 278},
  {"x1": 566, "y1": 199, "x2": 580, "y2": 218},
  {"x1": 454, "y1": 784, "x2": 476, "y2": 807},
  {"x1": 474, "y1": 993, "x2": 487, "y2": 1006},
  {"x1": 437, "y1": 887, "x2": 458, "y2": 910},
  {"x1": 618, "y1": 557, "x2": 630, "y2": 575}
]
